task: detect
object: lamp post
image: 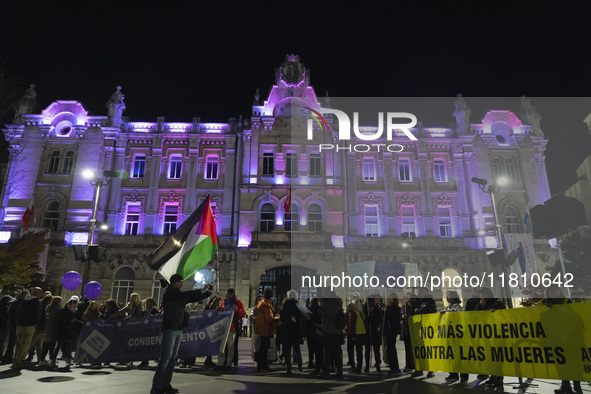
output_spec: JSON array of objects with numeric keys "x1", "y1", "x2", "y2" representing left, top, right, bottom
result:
[
  {"x1": 401, "y1": 232, "x2": 416, "y2": 265},
  {"x1": 472, "y1": 176, "x2": 513, "y2": 308},
  {"x1": 82, "y1": 169, "x2": 119, "y2": 295}
]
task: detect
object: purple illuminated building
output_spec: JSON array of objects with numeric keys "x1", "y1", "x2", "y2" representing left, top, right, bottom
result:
[{"x1": 0, "y1": 56, "x2": 557, "y2": 307}]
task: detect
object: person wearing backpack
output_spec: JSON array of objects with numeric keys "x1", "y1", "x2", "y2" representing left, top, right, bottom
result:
[
  {"x1": 276, "y1": 290, "x2": 304, "y2": 374},
  {"x1": 319, "y1": 290, "x2": 344, "y2": 379}
]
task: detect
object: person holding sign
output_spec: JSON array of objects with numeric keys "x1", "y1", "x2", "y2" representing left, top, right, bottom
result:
[
  {"x1": 150, "y1": 275, "x2": 212, "y2": 394},
  {"x1": 411, "y1": 287, "x2": 437, "y2": 378},
  {"x1": 441, "y1": 291, "x2": 466, "y2": 382},
  {"x1": 475, "y1": 287, "x2": 505, "y2": 388}
]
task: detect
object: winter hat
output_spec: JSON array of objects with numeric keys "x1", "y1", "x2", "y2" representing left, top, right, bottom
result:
[
  {"x1": 287, "y1": 289, "x2": 299, "y2": 300},
  {"x1": 351, "y1": 292, "x2": 361, "y2": 299},
  {"x1": 169, "y1": 274, "x2": 184, "y2": 285},
  {"x1": 68, "y1": 295, "x2": 80, "y2": 304}
]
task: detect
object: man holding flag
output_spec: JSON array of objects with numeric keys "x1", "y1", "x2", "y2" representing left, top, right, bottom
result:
[{"x1": 148, "y1": 195, "x2": 218, "y2": 394}]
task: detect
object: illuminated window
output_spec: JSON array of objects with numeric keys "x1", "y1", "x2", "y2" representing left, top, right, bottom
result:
[
  {"x1": 399, "y1": 159, "x2": 412, "y2": 182},
  {"x1": 132, "y1": 155, "x2": 146, "y2": 179},
  {"x1": 163, "y1": 205, "x2": 178, "y2": 235},
  {"x1": 505, "y1": 158, "x2": 517, "y2": 180},
  {"x1": 168, "y1": 155, "x2": 182, "y2": 179},
  {"x1": 286, "y1": 153, "x2": 298, "y2": 177},
  {"x1": 365, "y1": 206, "x2": 378, "y2": 237},
  {"x1": 112, "y1": 267, "x2": 134, "y2": 306},
  {"x1": 438, "y1": 207, "x2": 452, "y2": 237},
  {"x1": 491, "y1": 157, "x2": 503, "y2": 180},
  {"x1": 48, "y1": 151, "x2": 60, "y2": 173},
  {"x1": 62, "y1": 151, "x2": 74, "y2": 174},
  {"x1": 262, "y1": 153, "x2": 274, "y2": 176},
  {"x1": 401, "y1": 206, "x2": 415, "y2": 234},
  {"x1": 284, "y1": 204, "x2": 299, "y2": 231},
  {"x1": 260, "y1": 203, "x2": 275, "y2": 232},
  {"x1": 42, "y1": 201, "x2": 60, "y2": 230},
  {"x1": 433, "y1": 159, "x2": 447, "y2": 182},
  {"x1": 125, "y1": 204, "x2": 141, "y2": 235},
  {"x1": 308, "y1": 204, "x2": 323, "y2": 232},
  {"x1": 362, "y1": 158, "x2": 376, "y2": 181},
  {"x1": 309, "y1": 153, "x2": 321, "y2": 177},
  {"x1": 205, "y1": 156, "x2": 219, "y2": 180},
  {"x1": 505, "y1": 206, "x2": 521, "y2": 233}
]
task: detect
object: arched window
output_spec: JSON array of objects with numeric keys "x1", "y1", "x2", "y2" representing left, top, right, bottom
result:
[
  {"x1": 42, "y1": 201, "x2": 60, "y2": 230},
  {"x1": 112, "y1": 267, "x2": 135, "y2": 306},
  {"x1": 491, "y1": 157, "x2": 504, "y2": 180},
  {"x1": 308, "y1": 204, "x2": 323, "y2": 232},
  {"x1": 284, "y1": 204, "x2": 299, "y2": 231},
  {"x1": 260, "y1": 203, "x2": 275, "y2": 232},
  {"x1": 505, "y1": 206, "x2": 521, "y2": 233}
]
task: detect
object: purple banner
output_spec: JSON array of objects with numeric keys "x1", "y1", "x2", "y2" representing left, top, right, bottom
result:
[{"x1": 74, "y1": 309, "x2": 234, "y2": 364}]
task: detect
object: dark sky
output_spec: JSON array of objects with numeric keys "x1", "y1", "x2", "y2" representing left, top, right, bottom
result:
[{"x1": 1, "y1": 0, "x2": 590, "y2": 193}]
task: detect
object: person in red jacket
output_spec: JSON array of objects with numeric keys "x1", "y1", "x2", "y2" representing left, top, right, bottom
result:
[{"x1": 214, "y1": 288, "x2": 245, "y2": 371}]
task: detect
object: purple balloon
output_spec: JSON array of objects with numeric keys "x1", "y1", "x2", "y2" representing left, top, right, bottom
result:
[
  {"x1": 61, "y1": 271, "x2": 82, "y2": 291},
  {"x1": 84, "y1": 281, "x2": 102, "y2": 299}
]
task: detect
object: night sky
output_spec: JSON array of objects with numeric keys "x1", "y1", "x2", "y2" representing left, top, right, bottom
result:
[{"x1": 1, "y1": 1, "x2": 590, "y2": 193}]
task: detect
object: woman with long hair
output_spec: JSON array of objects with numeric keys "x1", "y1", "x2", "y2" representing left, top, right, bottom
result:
[
  {"x1": 254, "y1": 289, "x2": 279, "y2": 373},
  {"x1": 83, "y1": 301, "x2": 101, "y2": 321},
  {"x1": 40, "y1": 296, "x2": 62, "y2": 368},
  {"x1": 107, "y1": 293, "x2": 144, "y2": 320},
  {"x1": 441, "y1": 291, "x2": 464, "y2": 382},
  {"x1": 400, "y1": 292, "x2": 415, "y2": 372}
]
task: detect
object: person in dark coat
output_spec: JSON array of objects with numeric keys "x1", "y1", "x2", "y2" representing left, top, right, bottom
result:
[
  {"x1": 276, "y1": 290, "x2": 304, "y2": 374},
  {"x1": 308, "y1": 297, "x2": 323, "y2": 375},
  {"x1": 400, "y1": 292, "x2": 415, "y2": 372},
  {"x1": 151, "y1": 275, "x2": 211, "y2": 394},
  {"x1": 363, "y1": 294, "x2": 384, "y2": 373},
  {"x1": 319, "y1": 291, "x2": 344, "y2": 379},
  {"x1": 411, "y1": 287, "x2": 436, "y2": 378},
  {"x1": 56, "y1": 296, "x2": 81, "y2": 367},
  {"x1": 12, "y1": 287, "x2": 42, "y2": 370},
  {"x1": 383, "y1": 293, "x2": 402, "y2": 375},
  {"x1": 0, "y1": 295, "x2": 14, "y2": 361},
  {"x1": 475, "y1": 287, "x2": 505, "y2": 387}
]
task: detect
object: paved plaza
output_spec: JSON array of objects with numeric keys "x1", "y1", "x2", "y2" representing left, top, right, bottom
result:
[{"x1": 0, "y1": 338, "x2": 586, "y2": 394}]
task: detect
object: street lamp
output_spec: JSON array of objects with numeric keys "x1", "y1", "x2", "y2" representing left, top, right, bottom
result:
[
  {"x1": 82, "y1": 169, "x2": 120, "y2": 295},
  {"x1": 401, "y1": 231, "x2": 416, "y2": 265},
  {"x1": 471, "y1": 176, "x2": 513, "y2": 307}
]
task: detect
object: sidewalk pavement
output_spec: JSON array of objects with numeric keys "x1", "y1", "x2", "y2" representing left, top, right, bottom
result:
[{"x1": 0, "y1": 337, "x2": 586, "y2": 394}]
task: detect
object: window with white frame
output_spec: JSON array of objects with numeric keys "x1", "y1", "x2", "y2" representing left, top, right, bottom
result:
[
  {"x1": 365, "y1": 206, "x2": 378, "y2": 237},
  {"x1": 433, "y1": 159, "x2": 447, "y2": 182},
  {"x1": 112, "y1": 267, "x2": 135, "y2": 306},
  {"x1": 205, "y1": 155, "x2": 219, "y2": 180},
  {"x1": 168, "y1": 155, "x2": 182, "y2": 179},
  {"x1": 284, "y1": 204, "x2": 299, "y2": 231},
  {"x1": 438, "y1": 207, "x2": 452, "y2": 237},
  {"x1": 62, "y1": 151, "x2": 74, "y2": 174},
  {"x1": 362, "y1": 158, "x2": 376, "y2": 181},
  {"x1": 163, "y1": 205, "x2": 179, "y2": 235},
  {"x1": 505, "y1": 158, "x2": 517, "y2": 180},
  {"x1": 125, "y1": 204, "x2": 141, "y2": 235},
  {"x1": 309, "y1": 153, "x2": 321, "y2": 177},
  {"x1": 132, "y1": 155, "x2": 146, "y2": 179},
  {"x1": 398, "y1": 159, "x2": 412, "y2": 182},
  {"x1": 42, "y1": 201, "x2": 60, "y2": 230},
  {"x1": 286, "y1": 153, "x2": 298, "y2": 177},
  {"x1": 505, "y1": 206, "x2": 521, "y2": 233},
  {"x1": 491, "y1": 157, "x2": 503, "y2": 180},
  {"x1": 48, "y1": 151, "x2": 60, "y2": 173},
  {"x1": 262, "y1": 152, "x2": 274, "y2": 176},
  {"x1": 308, "y1": 204, "x2": 323, "y2": 232},
  {"x1": 260, "y1": 203, "x2": 275, "y2": 232},
  {"x1": 401, "y1": 206, "x2": 415, "y2": 235}
]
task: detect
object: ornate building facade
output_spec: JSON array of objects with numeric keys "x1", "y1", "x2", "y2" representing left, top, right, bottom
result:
[{"x1": 0, "y1": 56, "x2": 556, "y2": 307}]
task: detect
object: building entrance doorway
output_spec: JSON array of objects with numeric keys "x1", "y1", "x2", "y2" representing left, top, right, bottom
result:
[{"x1": 259, "y1": 266, "x2": 317, "y2": 306}]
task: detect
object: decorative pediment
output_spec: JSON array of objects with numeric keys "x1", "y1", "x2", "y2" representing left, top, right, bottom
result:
[
  {"x1": 158, "y1": 191, "x2": 184, "y2": 219},
  {"x1": 397, "y1": 193, "x2": 420, "y2": 210}
]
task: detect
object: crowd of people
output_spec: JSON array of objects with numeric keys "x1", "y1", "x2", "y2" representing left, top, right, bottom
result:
[{"x1": 0, "y1": 282, "x2": 585, "y2": 394}]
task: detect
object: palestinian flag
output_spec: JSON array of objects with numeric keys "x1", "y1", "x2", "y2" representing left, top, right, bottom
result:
[{"x1": 147, "y1": 194, "x2": 218, "y2": 282}]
